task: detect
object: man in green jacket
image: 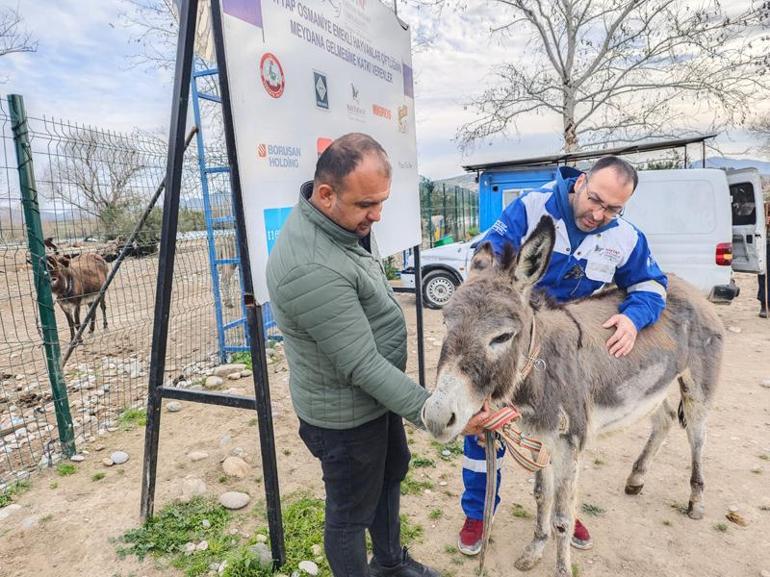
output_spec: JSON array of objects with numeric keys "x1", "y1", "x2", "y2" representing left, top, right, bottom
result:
[{"x1": 266, "y1": 133, "x2": 443, "y2": 577}]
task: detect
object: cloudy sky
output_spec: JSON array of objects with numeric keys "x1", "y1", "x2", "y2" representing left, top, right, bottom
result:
[{"x1": 2, "y1": 0, "x2": 767, "y2": 179}]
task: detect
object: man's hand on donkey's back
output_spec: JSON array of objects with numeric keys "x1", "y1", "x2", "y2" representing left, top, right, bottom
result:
[{"x1": 602, "y1": 313, "x2": 638, "y2": 358}]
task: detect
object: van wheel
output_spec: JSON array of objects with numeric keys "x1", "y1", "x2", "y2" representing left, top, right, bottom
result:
[{"x1": 422, "y1": 270, "x2": 459, "y2": 309}]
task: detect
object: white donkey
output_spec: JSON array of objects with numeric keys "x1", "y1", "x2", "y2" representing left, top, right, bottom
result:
[{"x1": 422, "y1": 216, "x2": 724, "y2": 577}]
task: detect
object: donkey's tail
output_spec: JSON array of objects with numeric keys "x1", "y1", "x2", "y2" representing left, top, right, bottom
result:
[
  {"x1": 677, "y1": 399, "x2": 687, "y2": 429},
  {"x1": 676, "y1": 375, "x2": 688, "y2": 429}
]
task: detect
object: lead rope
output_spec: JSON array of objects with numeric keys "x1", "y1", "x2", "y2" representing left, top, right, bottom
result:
[{"x1": 478, "y1": 316, "x2": 546, "y2": 574}]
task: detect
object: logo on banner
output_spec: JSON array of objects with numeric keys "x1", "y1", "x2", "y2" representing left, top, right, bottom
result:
[
  {"x1": 257, "y1": 143, "x2": 302, "y2": 168},
  {"x1": 398, "y1": 105, "x2": 408, "y2": 133},
  {"x1": 317, "y1": 137, "x2": 333, "y2": 157},
  {"x1": 347, "y1": 83, "x2": 366, "y2": 121},
  {"x1": 372, "y1": 104, "x2": 392, "y2": 120},
  {"x1": 314, "y1": 71, "x2": 329, "y2": 110},
  {"x1": 260, "y1": 52, "x2": 285, "y2": 99}
]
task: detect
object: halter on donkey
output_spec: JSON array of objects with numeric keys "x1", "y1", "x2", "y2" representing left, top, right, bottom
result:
[{"x1": 422, "y1": 216, "x2": 724, "y2": 577}]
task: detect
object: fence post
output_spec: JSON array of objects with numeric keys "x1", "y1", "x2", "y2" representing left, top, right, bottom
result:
[{"x1": 8, "y1": 94, "x2": 76, "y2": 458}]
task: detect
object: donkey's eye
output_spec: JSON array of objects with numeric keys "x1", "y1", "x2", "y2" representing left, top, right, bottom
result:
[{"x1": 490, "y1": 332, "x2": 514, "y2": 346}]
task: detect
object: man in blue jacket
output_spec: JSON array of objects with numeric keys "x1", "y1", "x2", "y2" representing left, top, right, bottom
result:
[{"x1": 459, "y1": 156, "x2": 668, "y2": 555}]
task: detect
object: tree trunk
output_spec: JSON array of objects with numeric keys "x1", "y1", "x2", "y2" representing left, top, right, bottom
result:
[{"x1": 563, "y1": 86, "x2": 578, "y2": 152}]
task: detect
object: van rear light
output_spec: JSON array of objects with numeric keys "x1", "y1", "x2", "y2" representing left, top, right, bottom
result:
[{"x1": 715, "y1": 242, "x2": 733, "y2": 266}]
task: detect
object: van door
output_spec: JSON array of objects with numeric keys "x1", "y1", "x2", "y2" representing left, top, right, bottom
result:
[{"x1": 727, "y1": 168, "x2": 766, "y2": 273}]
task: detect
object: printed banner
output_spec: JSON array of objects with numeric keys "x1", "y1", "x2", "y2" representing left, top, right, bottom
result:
[{"x1": 220, "y1": 0, "x2": 421, "y2": 303}]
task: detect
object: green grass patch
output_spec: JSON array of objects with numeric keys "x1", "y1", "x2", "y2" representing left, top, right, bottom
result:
[
  {"x1": 230, "y1": 352, "x2": 253, "y2": 370},
  {"x1": 118, "y1": 497, "x2": 234, "y2": 576},
  {"x1": 119, "y1": 407, "x2": 147, "y2": 430},
  {"x1": 92, "y1": 472, "x2": 106, "y2": 482},
  {"x1": 581, "y1": 503, "x2": 606, "y2": 517},
  {"x1": 432, "y1": 440, "x2": 464, "y2": 461},
  {"x1": 400, "y1": 474, "x2": 434, "y2": 495},
  {"x1": 758, "y1": 453, "x2": 769, "y2": 461},
  {"x1": 512, "y1": 503, "x2": 532, "y2": 519},
  {"x1": 593, "y1": 458, "x2": 606, "y2": 466},
  {"x1": 662, "y1": 519, "x2": 672, "y2": 526},
  {"x1": 56, "y1": 463, "x2": 76, "y2": 477},
  {"x1": 713, "y1": 522, "x2": 728, "y2": 533},
  {"x1": 444, "y1": 545, "x2": 458, "y2": 554},
  {"x1": 118, "y1": 493, "x2": 420, "y2": 577},
  {"x1": 411, "y1": 456, "x2": 436, "y2": 468},
  {"x1": 0, "y1": 480, "x2": 31, "y2": 508},
  {"x1": 49, "y1": 482, "x2": 58, "y2": 490},
  {"x1": 400, "y1": 514, "x2": 423, "y2": 544},
  {"x1": 572, "y1": 562, "x2": 581, "y2": 577},
  {"x1": 429, "y1": 508, "x2": 443, "y2": 520}
]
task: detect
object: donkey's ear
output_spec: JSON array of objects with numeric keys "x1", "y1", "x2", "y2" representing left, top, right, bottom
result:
[
  {"x1": 468, "y1": 241, "x2": 496, "y2": 279},
  {"x1": 512, "y1": 216, "x2": 555, "y2": 288}
]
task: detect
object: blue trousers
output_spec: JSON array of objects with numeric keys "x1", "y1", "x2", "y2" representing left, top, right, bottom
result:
[{"x1": 461, "y1": 434, "x2": 506, "y2": 520}]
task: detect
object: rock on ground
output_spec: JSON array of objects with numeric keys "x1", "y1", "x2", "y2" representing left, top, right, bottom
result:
[
  {"x1": 219, "y1": 491, "x2": 250, "y2": 510},
  {"x1": 110, "y1": 451, "x2": 129, "y2": 465},
  {"x1": 221, "y1": 456, "x2": 250, "y2": 478}
]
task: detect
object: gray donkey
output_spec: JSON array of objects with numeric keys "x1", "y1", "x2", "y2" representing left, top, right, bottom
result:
[{"x1": 422, "y1": 216, "x2": 724, "y2": 577}]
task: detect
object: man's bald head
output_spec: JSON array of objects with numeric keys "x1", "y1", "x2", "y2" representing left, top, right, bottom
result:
[{"x1": 314, "y1": 133, "x2": 391, "y2": 195}]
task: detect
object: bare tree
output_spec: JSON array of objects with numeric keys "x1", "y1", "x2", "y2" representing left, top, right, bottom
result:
[
  {"x1": 47, "y1": 130, "x2": 150, "y2": 237},
  {"x1": 118, "y1": 0, "x2": 179, "y2": 73},
  {"x1": 0, "y1": 5, "x2": 36, "y2": 58},
  {"x1": 413, "y1": 0, "x2": 770, "y2": 152}
]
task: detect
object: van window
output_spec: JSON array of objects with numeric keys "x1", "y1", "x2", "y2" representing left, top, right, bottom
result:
[{"x1": 729, "y1": 182, "x2": 756, "y2": 226}]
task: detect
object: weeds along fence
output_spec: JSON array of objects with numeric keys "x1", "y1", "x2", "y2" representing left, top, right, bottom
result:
[{"x1": 0, "y1": 95, "x2": 242, "y2": 487}]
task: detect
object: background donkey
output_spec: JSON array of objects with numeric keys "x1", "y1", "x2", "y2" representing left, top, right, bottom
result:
[
  {"x1": 422, "y1": 216, "x2": 724, "y2": 577},
  {"x1": 45, "y1": 240, "x2": 109, "y2": 344}
]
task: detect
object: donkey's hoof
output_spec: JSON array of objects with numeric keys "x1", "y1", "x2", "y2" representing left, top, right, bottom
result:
[
  {"x1": 554, "y1": 565, "x2": 571, "y2": 577},
  {"x1": 514, "y1": 555, "x2": 540, "y2": 572},
  {"x1": 515, "y1": 544, "x2": 545, "y2": 571},
  {"x1": 687, "y1": 501, "x2": 704, "y2": 520},
  {"x1": 625, "y1": 483, "x2": 644, "y2": 495}
]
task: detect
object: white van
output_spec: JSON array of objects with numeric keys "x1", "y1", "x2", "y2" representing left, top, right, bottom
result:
[
  {"x1": 401, "y1": 168, "x2": 766, "y2": 307},
  {"x1": 624, "y1": 168, "x2": 765, "y2": 301}
]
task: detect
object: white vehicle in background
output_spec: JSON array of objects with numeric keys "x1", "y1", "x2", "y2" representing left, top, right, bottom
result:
[{"x1": 401, "y1": 168, "x2": 766, "y2": 309}]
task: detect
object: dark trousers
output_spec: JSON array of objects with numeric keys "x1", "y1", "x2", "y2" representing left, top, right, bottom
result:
[{"x1": 299, "y1": 412, "x2": 410, "y2": 577}]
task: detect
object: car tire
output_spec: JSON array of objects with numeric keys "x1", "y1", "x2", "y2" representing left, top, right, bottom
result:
[{"x1": 421, "y1": 269, "x2": 459, "y2": 309}]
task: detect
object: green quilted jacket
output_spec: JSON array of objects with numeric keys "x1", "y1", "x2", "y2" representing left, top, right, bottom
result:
[{"x1": 266, "y1": 184, "x2": 430, "y2": 429}]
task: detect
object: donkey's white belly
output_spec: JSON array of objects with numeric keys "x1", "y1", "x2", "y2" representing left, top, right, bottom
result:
[{"x1": 591, "y1": 362, "x2": 673, "y2": 436}]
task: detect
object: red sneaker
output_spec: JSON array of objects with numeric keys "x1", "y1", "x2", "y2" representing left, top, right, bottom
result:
[
  {"x1": 458, "y1": 517, "x2": 484, "y2": 556},
  {"x1": 571, "y1": 518, "x2": 593, "y2": 550}
]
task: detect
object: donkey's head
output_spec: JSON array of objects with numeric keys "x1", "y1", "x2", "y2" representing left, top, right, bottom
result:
[{"x1": 422, "y1": 216, "x2": 555, "y2": 441}]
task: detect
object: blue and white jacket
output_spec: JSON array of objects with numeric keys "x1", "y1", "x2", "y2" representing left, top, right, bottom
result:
[{"x1": 483, "y1": 167, "x2": 667, "y2": 330}]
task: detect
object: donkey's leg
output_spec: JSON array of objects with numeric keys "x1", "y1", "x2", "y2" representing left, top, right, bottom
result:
[
  {"x1": 551, "y1": 443, "x2": 580, "y2": 577},
  {"x1": 89, "y1": 301, "x2": 97, "y2": 333},
  {"x1": 515, "y1": 466, "x2": 553, "y2": 571},
  {"x1": 679, "y1": 370, "x2": 711, "y2": 520},
  {"x1": 100, "y1": 296, "x2": 108, "y2": 329},
  {"x1": 64, "y1": 310, "x2": 76, "y2": 343},
  {"x1": 625, "y1": 398, "x2": 677, "y2": 495}
]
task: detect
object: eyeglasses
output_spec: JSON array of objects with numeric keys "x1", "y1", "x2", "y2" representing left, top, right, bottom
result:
[{"x1": 581, "y1": 183, "x2": 625, "y2": 218}]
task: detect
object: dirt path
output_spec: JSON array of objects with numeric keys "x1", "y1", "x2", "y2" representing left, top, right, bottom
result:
[{"x1": 0, "y1": 273, "x2": 769, "y2": 577}]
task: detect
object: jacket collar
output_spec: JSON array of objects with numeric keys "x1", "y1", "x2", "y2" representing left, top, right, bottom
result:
[{"x1": 298, "y1": 181, "x2": 363, "y2": 247}]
